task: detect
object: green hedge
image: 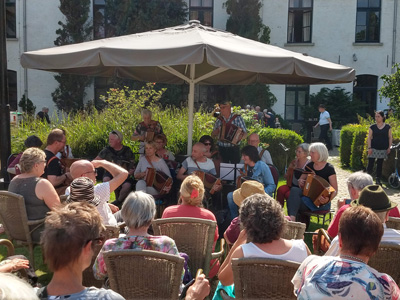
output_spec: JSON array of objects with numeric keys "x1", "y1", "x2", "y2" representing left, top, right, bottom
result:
[
  {"x1": 350, "y1": 126, "x2": 368, "y2": 170},
  {"x1": 339, "y1": 125, "x2": 358, "y2": 167},
  {"x1": 256, "y1": 128, "x2": 304, "y2": 174}
]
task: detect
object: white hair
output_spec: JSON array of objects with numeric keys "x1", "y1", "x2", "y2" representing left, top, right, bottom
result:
[
  {"x1": 0, "y1": 273, "x2": 38, "y2": 300},
  {"x1": 347, "y1": 172, "x2": 373, "y2": 191},
  {"x1": 141, "y1": 109, "x2": 152, "y2": 118},
  {"x1": 121, "y1": 191, "x2": 156, "y2": 229},
  {"x1": 309, "y1": 142, "x2": 329, "y2": 162}
]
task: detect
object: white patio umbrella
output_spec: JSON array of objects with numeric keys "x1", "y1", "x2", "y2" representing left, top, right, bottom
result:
[{"x1": 21, "y1": 20, "x2": 355, "y2": 154}]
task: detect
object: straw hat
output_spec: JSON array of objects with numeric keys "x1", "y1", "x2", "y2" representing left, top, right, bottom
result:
[
  {"x1": 233, "y1": 180, "x2": 265, "y2": 206},
  {"x1": 350, "y1": 184, "x2": 397, "y2": 212},
  {"x1": 66, "y1": 177, "x2": 101, "y2": 206}
]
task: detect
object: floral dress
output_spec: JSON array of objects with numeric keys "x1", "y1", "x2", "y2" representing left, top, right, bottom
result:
[
  {"x1": 292, "y1": 255, "x2": 400, "y2": 300},
  {"x1": 93, "y1": 235, "x2": 179, "y2": 280}
]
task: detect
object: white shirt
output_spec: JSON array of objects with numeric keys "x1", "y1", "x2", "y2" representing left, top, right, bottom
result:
[
  {"x1": 319, "y1": 110, "x2": 331, "y2": 126},
  {"x1": 257, "y1": 146, "x2": 273, "y2": 165},
  {"x1": 325, "y1": 225, "x2": 400, "y2": 256}
]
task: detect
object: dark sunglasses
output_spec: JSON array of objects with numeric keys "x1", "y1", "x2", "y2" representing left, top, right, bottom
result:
[
  {"x1": 204, "y1": 142, "x2": 212, "y2": 145},
  {"x1": 86, "y1": 235, "x2": 106, "y2": 247}
]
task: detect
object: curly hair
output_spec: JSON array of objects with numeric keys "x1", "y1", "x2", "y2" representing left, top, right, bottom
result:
[
  {"x1": 240, "y1": 194, "x2": 286, "y2": 243},
  {"x1": 180, "y1": 174, "x2": 205, "y2": 206},
  {"x1": 19, "y1": 147, "x2": 46, "y2": 173}
]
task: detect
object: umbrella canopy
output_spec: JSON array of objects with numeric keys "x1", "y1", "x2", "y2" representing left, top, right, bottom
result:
[{"x1": 21, "y1": 20, "x2": 355, "y2": 153}]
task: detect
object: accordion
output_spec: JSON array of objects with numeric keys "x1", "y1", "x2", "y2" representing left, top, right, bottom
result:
[
  {"x1": 303, "y1": 174, "x2": 335, "y2": 207},
  {"x1": 144, "y1": 130, "x2": 155, "y2": 142},
  {"x1": 219, "y1": 123, "x2": 245, "y2": 145},
  {"x1": 60, "y1": 158, "x2": 81, "y2": 168},
  {"x1": 145, "y1": 168, "x2": 172, "y2": 195},
  {"x1": 192, "y1": 171, "x2": 221, "y2": 195}
]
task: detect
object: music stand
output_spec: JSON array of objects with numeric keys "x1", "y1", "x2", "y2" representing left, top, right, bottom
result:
[{"x1": 220, "y1": 163, "x2": 244, "y2": 182}]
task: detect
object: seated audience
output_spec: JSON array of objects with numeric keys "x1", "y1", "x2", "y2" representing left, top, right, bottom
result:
[
  {"x1": 325, "y1": 184, "x2": 400, "y2": 256},
  {"x1": 42, "y1": 129, "x2": 72, "y2": 195},
  {"x1": 162, "y1": 175, "x2": 220, "y2": 278},
  {"x1": 38, "y1": 202, "x2": 124, "y2": 299},
  {"x1": 154, "y1": 134, "x2": 175, "y2": 161},
  {"x1": 93, "y1": 191, "x2": 179, "y2": 280},
  {"x1": 199, "y1": 135, "x2": 221, "y2": 177},
  {"x1": 95, "y1": 130, "x2": 135, "y2": 207},
  {"x1": 293, "y1": 206, "x2": 400, "y2": 299},
  {"x1": 276, "y1": 143, "x2": 309, "y2": 207},
  {"x1": 217, "y1": 194, "x2": 310, "y2": 297},
  {"x1": 224, "y1": 180, "x2": 266, "y2": 247},
  {"x1": 68, "y1": 159, "x2": 128, "y2": 223},
  {"x1": 134, "y1": 141, "x2": 172, "y2": 195},
  {"x1": 55, "y1": 129, "x2": 74, "y2": 159},
  {"x1": 0, "y1": 273, "x2": 39, "y2": 300},
  {"x1": 287, "y1": 142, "x2": 337, "y2": 223},
  {"x1": 8, "y1": 148, "x2": 60, "y2": 242},
  {"x1": 7, "y1": 135, "x2": 43, "y2": 175},
  {"x1": 247, "y1": 133, "x2": 273, "y2": 165},
  {"x1": 227, "y1": 145, "x2": 275, "y2": 220}
]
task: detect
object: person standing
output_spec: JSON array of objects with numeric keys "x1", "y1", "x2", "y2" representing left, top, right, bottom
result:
[
  {"x1": 211, "y1": 100, "x2": 247, "y2": 163},
  {"x1": 131, "y1": 109, "x2": 163, "y2": 155},
  {"x1": 366, "y1": 110, "x2": 392, "y2": 186},
  {"x1": 314, "y1": 104, "x2": 332, "y2": 150},
  {"x1": 263, "y1": 109, "x2": 275, "y2": 128},
  {"x1": 37, "y1": 107, "x2": 50, "y2": 124}
]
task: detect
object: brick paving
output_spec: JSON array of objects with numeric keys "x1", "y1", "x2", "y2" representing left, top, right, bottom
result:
[{"x1": 328, "y1": 147, "x2": 400, "y2": 213}]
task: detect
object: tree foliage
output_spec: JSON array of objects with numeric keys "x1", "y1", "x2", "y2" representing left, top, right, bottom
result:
[
  {"x1": 52, "y1": 0, "x2": 92, "y2": 112},
  {"x1": 301, "y1": 87, "x2": 367, "y2": 128},
  {"x1": 222, "y1": 0, "x2": 274, "y2": 108},
  {"x1": 379, "y1": 63, "x2": 400, "y2": 116}
]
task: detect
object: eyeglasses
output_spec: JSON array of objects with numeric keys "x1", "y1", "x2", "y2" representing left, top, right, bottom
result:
[
  {"x1": 204, "y1": 143, "x2": 212, "y2": 146},
  {"x1": 85, "y1": 235, "x2": 105, "y2": 247},
  {"x1": 83, "y1": 169, "x2": 97, "y2": 176}
]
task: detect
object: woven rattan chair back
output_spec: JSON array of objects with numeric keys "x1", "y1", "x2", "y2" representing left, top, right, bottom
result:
[
  {"x1": 0, "y1": 239, "x2": 15, "y2": 256},
  {"x1": 232, "y1": 258, "x2": 300, "y2": 300},
  {"x1": 152, "y1": 217, "x2": 216, "y2": 276},
  {"x1": 282, "y1": 221, "x2": 306, "y2": 240},
  {"x1": 82, "y1": 225, "x2": 119, "y2": 288},
  {"x1": 103, "y1": 249, "x2": 184, "y2": 299},
  {"x1": 386, "y1": 217, "x2": 400, "y2": 230},
  {"x1": 0, "y1": 191, "x2": 42, "y2": 267},
  {"x1": 368, "y1": 242, "x2": 400, "y2": 285}
]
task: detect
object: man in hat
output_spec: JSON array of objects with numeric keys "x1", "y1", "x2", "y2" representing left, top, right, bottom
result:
[
  {"x1": 224, "y1": 180, "x2": 266, "y2": 246},
  {"x1": 325, "y1": 184, "x2": 400, "y2": 256},
  {"x1": 68, "y1": 159, "x2": 128, "y2": 225},
  {"x1": 95, "y1": 130, "x2": 135, "y2": 207},
  {"x1": 211, "y1": 100, "x2": 247, "y2": 163}
]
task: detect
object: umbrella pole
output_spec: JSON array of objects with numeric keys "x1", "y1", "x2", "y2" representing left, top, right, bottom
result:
[{"x1": 187, "y1": 64, "x2": 195, "y2": 155}]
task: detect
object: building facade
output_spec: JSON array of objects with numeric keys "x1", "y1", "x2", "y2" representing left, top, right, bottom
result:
[{"x1": 5, "y1": 0, "x2": 399, "y2": 122}]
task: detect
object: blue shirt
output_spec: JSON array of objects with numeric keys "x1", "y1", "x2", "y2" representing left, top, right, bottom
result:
[{"x1": 248, "y1": 160, "x2": 276, "y2": 196}]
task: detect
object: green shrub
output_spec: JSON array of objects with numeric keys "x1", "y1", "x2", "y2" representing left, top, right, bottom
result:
[
  {"x1": 350, "y1": 126, "x2": 368, "y2": 170},
  {"x1": 256, "y1": 128, "x2": 304, "y2": 174},
  {"x1": 339, "y1": 125, "x2": 357, "y2": 167}
]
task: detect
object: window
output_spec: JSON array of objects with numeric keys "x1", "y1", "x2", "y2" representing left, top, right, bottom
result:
[
  {"x1": 6, "y1": 0, "x2": 16, "y2": 38},
  {"x1": 287, "y1": 0, "x2": 312, "y2": 43},
  {"x1": 353, "y1": 75, "x2": 377, "y2": 117},
  {"x1": 190, "y1": 0, "x2": 213, "y2": 26},
  {"x1": 285, "y1": 85, "x2": 309, "y2": 121},
  {"x1": 355, "y1": 0, "x2": 380, "y2": 42},
  {"x1": 93, "y1": 0, "x2": 106, "y2": 39},
  {"x1": 7, "y1": 70, "x2": 17, "y2": 111}
]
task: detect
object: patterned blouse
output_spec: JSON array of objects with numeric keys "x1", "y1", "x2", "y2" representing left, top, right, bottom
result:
[
  {"x1": 93, "y1": 235, "x2": 179, "y2": 280},
  {"x1": 292, "y1": 255, "x2": 400, "y2": 300}
]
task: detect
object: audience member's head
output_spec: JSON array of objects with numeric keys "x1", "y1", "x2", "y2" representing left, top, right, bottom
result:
[
  {"x1": 240, "y1": 193, "x2": 286, "y2": 244},
  {"x1": 0, "y1": 273, "x2": 38, "y2": 300},
  {"x1": 19, "y1": 147, "x2": 46, "y2": 173},
  {"x1": 121, "y1": 191, "x2": 156, "y2": 230},
  {"x1": 339, "y1": 205, "x2": 383, "y2": 257},
  {"x1": 46, "y1": 128, "x2": 65, "y2": 147},
  {"x1": 199, "y1": 135, "x2": 214, "y2": 149},
  {"x1": 70, "y1": 160, "x2": 97, "y2": 182},
  {"x1": 67, "y1": 177, "x2": 100, "y2": 206},
  {"x1": 154, "y1": 134, "x2": 168, "y2": 150},
  {"x1": 109, "y1": 130, "x2": 123, "y2": 149},
  {"x1": 351, "y1": 184, "x2": 397, "y2": 223},
  {"x1": 233, "y1": 180, "x2": 265, "y2": 207},
  {"x1": 24, "y1": 135, "x2": 43, "y2": 148},
  {"x1": 296, "y1": 143, "x2": 309, "y2": 156},
  {"x1": 247, "y1": 133, "x2": 261, "y2": 148},
  {"x1": 180, "y1": 174, "x2": 205, "y2": 206},
  {"x1": 346, "y1": 172, "x2": 373, "y2": 200},
  {"x1": 41, "y1": 202, "x2": 104, "y2": 272}
]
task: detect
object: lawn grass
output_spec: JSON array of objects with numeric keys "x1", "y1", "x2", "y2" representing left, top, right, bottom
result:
[{"x1": 0, "y1": 177, "x2": 328, "y2": 285}]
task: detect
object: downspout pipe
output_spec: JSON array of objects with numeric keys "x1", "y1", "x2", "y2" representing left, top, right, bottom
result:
[{"x1": 392, "y1": 0, "x2": 398, "y2": 71}]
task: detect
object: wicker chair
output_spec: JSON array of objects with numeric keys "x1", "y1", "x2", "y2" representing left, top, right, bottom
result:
[
  {"x1": 386, "y1": 217, "x2": 400, "y2": 230},
  {"x1": 230, "y1": 258, "x2": 300, "y2": 299},
  {"x1": 82, "y1": 225, "x2": 120, "y2": 288},
  {"x1": 0, "y1": 191, "x2": 44, "y2": 268},
  {"x1": 0, "y1": 238, "x2": 29, "y2": 279},
  {"x1": 103, "y1": 249, "x2": 184, "y2": 300},
  {"x1": 152, "y1": 217, "x2": 225, "y2": 278},
  {"x1": 368, "y1": 242, "x2": 400, "y2": 285},
  {"x1": 282, "y1": 221, "x2": 306, "y2": 240}
]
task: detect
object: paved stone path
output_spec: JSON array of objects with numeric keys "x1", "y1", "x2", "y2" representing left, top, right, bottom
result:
[{"x1": 328, "y1": 147, "x2": 400, "y2": 212}]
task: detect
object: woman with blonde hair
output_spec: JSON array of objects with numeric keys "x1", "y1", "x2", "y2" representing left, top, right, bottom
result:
[{"x1": 162, "y1": 175, "x2": 220, "y2": 278}]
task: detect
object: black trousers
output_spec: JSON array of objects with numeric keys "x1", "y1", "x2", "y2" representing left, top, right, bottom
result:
[
  {"x1": 219, "y1": 145, "x2": 241, "y2": 164},
  {"x1": 319, "y1": 124, "x2": 332, "y2": 150}
]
